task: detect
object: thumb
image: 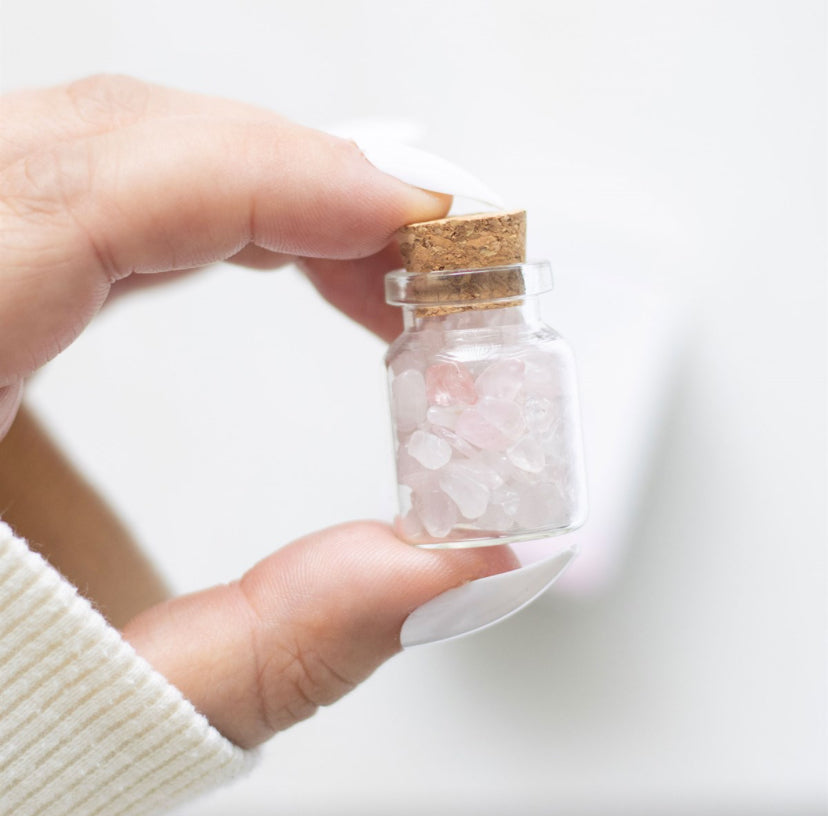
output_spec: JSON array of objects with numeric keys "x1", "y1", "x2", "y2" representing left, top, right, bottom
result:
[{"x1": 121, "y1": 521, "x2": 517, "y2": 749}]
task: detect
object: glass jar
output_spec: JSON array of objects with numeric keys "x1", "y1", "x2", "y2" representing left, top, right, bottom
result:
[{"x1": 384, "y1": 261, "x2": 587, "y2": 548}]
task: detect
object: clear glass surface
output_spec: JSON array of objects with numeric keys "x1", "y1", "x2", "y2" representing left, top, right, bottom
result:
[{"x1": 385, "y1": 300, "x2": 587, "y2": 548}]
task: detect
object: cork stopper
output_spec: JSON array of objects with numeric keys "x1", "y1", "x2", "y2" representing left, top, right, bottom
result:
[
  {"x1": 396, "y1": 210, "x2": 527, "y2": 315},
  {"x1": 398, "y1": 210, "x2": 526, "y2": 274}
]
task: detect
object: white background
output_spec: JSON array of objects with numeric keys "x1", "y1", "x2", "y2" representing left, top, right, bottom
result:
[{"x1": 1, "y1": 1, "x2": 826, "y2": 814}]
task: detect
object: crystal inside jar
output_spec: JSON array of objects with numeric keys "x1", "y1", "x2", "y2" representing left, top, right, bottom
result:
[{"x1": 384, "y1": 261, "x2": 587, "y2": 548}]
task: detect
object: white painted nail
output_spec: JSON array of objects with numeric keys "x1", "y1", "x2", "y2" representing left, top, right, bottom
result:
[
  {"x1": 354, "y1": 137, "x2": 505, "y2": 209},
  {"x1": 400, "y1": 545, "x2": 577, "y2": 648},
  {"x1": 0, "y1": 380, "x2": 23, "y2": 441}
]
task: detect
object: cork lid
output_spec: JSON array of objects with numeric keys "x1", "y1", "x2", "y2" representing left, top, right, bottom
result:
[
  {"x1": 397, "y1": 210, "x2": 527, "y2": 275},
  {"x1": 389, "y1": 210, "x2": 541, "y2": 314}
]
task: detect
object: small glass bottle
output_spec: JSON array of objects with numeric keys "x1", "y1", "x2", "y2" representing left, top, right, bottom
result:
[{"x1": 384, "y1": 211, "x2": 587, "y2": 548}]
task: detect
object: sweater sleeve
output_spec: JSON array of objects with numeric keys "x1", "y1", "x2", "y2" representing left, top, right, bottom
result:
[{"x1": 0, "y1": 521, "x2": 256, "y2": 816}]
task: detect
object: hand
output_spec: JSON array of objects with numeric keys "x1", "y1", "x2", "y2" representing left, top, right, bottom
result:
[{"x1": 0, "y1": 76, "x2": 517, "y2": 749}]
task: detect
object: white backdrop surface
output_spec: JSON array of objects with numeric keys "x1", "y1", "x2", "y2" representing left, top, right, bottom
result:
[{"x1": 1, "y1": 2, "x2": 825, "y2": 814}]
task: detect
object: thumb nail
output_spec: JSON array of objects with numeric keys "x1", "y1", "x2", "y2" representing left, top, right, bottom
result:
[
  {"x1": 400, "y1": 544, "x2": 577, "y2": 648},
  {"x1": 354, "y1": 137, "x2": 505, "y2": 209},
  {"x1": 0, "y1": 381, "x2": 24, "y2": 441}
]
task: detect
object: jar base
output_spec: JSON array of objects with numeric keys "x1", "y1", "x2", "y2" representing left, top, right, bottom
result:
[{"x1": 396, "y1": 518, "x2": 585, "y2": 550}]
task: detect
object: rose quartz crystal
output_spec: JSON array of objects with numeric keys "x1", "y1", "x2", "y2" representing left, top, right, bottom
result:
[
  {"x1": 426, "y1": 405, "x2": 459, "y2": 430},
  {"x1": 431, "y1": 424, "x2": 479, "y2": 459},
  {"x1": 407, "y1": 430, "x2": 451, "y2": 470},
  {"x1": 391, "y1": 369, "x2": 427, "y2": 433},
  {"x1": 507, "y1": 436, "x2": 545, "y2": 473},
  {"x1": 389, "y1": 313, "x2": 577, "y2": 543},
  {"x1": 476, "y1": 503, "x2": 514, "y2": 533},
  {"x1": 454, "y1": 407, "x2": 512, "y2": 451},
  {"x1": 425, "y1": 362, "x2": 477, "y2": 407},
  {"x1": 523, "y1": 395, "x2": 554, "y2": 433},
  {"x1": 475, "y1": 359, "x2": 525, "y2": 400},
  {"x1": 413, "y1": 489, "x2": 458, "y2": 538},
  {"x1": 438, "y1": 463, "x2": 490, "y2": 520},
  {"x1": 476, "y1": 397, "x2": 525, "y2": 441}
]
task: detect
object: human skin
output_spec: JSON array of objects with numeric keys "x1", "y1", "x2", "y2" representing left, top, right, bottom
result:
[{"x1": 0, "y1": 75, "x2": 518, "y2": 750}]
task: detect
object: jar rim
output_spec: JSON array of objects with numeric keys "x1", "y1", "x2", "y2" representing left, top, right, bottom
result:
[{"x1": 384, "y1": 261, "x2": 553, "y2": 308}]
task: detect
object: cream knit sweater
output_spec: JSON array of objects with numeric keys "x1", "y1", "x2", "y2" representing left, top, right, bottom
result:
[{"x1": 0, "y1": 521, "x2": 254, "y2": 815}]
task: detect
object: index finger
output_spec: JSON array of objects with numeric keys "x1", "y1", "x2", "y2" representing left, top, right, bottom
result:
[{"x1": 0, "y1": 86, "x2": 449, "y2": 392}]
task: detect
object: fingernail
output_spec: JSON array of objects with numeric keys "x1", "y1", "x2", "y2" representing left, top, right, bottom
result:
[
  {"x1": 354, "y1": 137, "x2": 505, "y2": 209},
  {"x1": 0, "y1": 380, "x2": 23, "y2": 441},
  {"x1": 400, "y1": 545, "x2": 577, "y2": 648}
]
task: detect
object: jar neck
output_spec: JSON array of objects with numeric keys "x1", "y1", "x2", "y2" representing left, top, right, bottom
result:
[{"x1": 401, "y1": 298, "x2": 542, "y2": 331}]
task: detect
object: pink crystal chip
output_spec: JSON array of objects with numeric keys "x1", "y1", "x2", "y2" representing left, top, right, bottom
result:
[
  {"x1": 507, "y1": 436, "x2": 545, "y2": 473},
  {"x1": 407, "y1": 430, "x2": 451, "y2": 470},
  {"x1": 475, "y1": 359, "x2": 525, "y2": 400},
  {"x1": 431, "y1": 424, "x2": 479, "y2": 459},
  {"x1": 391, "y1": 322, "x2": 577, "y2": 542},
  {"x1": 413, "y1": 489, "x2": 459, "y2": 538},
  {"x1": 454, "y1": 408, "x2": 510, "y2": 451},
  {"x1": 426, "y1": 405, "x2": 460, "y2": 430},
  {"x1": 477, "y1": 397, "x2": 526, "y2": 440},
  {"x1": 454, "y1": 397, "x2": 526, "y2": 450},
  {"x1": 477, "y1": 504, "x2": 515, "y2": 532},
  {"x1": 391, "y1": 369, "x2": 427, "y2": 433},
  {"x1": 425, "y1": 362, "x2": 477, "y2": 407},
  {"x1": 523, "y1": 395, "x2": 554, "y2": 433},
  {"x1": 438, "y1": 462, "x2": 490, "y2": 519}
]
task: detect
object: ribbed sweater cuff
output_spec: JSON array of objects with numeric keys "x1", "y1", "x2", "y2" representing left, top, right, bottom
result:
[{"x1": 0, "y1": 521, "x2": 256, "y2": 816}]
